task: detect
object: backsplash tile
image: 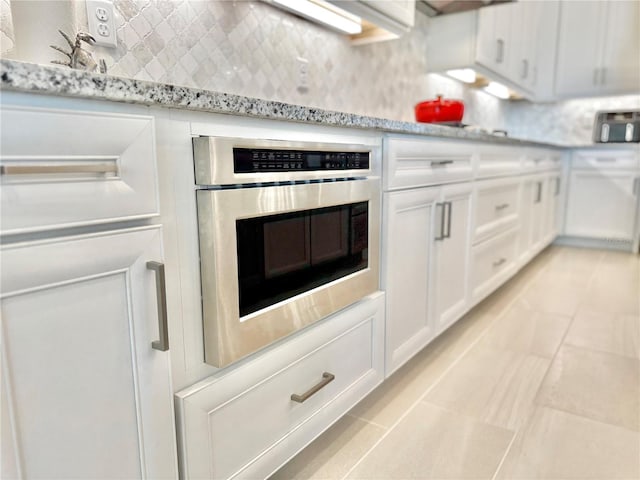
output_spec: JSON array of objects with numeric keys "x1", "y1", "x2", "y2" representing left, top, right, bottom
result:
[{"x1": 3, "y1": 0, "x2": 638, "y2": 145}]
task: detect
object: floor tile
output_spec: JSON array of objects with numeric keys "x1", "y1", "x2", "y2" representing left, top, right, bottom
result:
[
  {"x1": 581, "y1": 272, "x2": 640, "y2": 315},
  {"x1": 347, "y1": 403, "x2": 514, "y2": 480},
  {"x1": 478, "y1": 300, "x2": 571, "y2": 359},
  {"x1": 348, "y1": 337, "x2": 456, "y2": 429},
  {"x1": 536, "y1": 344, "x2": 640, "y2": 431},
  {"x1": 519, "y1": 275, "x2": 586, "y2": 317},
  {"x1": 269, "y1": 415, "x2": 385, "y2": 480},
  {"x1": 495, "y1": 406, "x2": 640, "y2": 480},
  {"x1": 565, "y1": 308, "x2": 640, "y2": 359},
  {"x1": 424, "y1": 346, "x2": 551, "y2": 430}
]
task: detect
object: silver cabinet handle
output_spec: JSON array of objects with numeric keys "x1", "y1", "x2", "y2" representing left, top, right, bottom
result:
[
  {"x1": 535, "y1": 181, "x2": 542, "y2": 204},
  {"x1": 521, "y1": 59, "x2": 529, "y2": 79},
  {"x1": 147, "y1": 261, "x2": 169, "y2": 351},
  {"x1": 601, "y1": 67, "x2": 607, "y2": 85},
  {"x1": 555, "y1": 177, "x2": 561, "y2": 196},
  {"x1": 633, "y1": 178, "x2": 640, "y2": 196},
  {"x1": 431, "y1": 160, "x2": 454, "y2": 167},
  {"x1": 495, "y1": 203, "x2": 510, "y2": 211},
  {"x1": 0, "y1": 162, "x2": 118, "y2": 176},
  {"x1": 593, "y1": 68, "x2": 599, "y2": 85},
  {"x1": 493, "y1": 258, "x2": 507, "y2": 267},
  {"x1": 496, "y1": 38, "x2": 505, "y2": 63},
  {"x1": 445, "y1": 201, "x2": 452, "y2": 239},
  {"x1": 435, "y1": 202, "x2": 446, "y2": 241},
  {"x1": 595, "y1": 157, "x2": 616, "y2": 163},
  {"x1": 291, "y1": 372, "x2": 335, "y2": 403}
]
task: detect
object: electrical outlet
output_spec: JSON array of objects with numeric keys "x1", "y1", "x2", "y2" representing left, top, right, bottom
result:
[
  {"x1": 86, "y1": 0, "x2": 117, "y2": 48},
  {"x1": 297, "y1": 57, "x2": 309, "y2": 94}
]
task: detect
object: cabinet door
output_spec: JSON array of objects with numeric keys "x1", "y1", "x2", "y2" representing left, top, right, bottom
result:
[
  {"x1": 476, "y1": 3, "x2": 513, "y2": 76},
  {"x1": 600, "y1": 0, "x2": 640, "y2": 95},
  {"x1": 383, "y1": 188, "x2": 438, "y2": 376},
  {"x1": 555, "y1": 1, "x2": 606, "y2": 98},
  {"x1": 0, "y1": 227, "x2": 177, "y2": 479},
  {"x1": 565, "y1": 170, "x2": 639, "y2": 241},
  {"x1": 432, "y1": 184, "x2": 472, "y2": 333}
]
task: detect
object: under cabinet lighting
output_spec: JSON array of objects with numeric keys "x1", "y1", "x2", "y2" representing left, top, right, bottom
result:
[
  {"x1": 270, "y1": 0, "x2": 362, "y2": 34},
  {"x1": 483, "y1": 81, "x2": 510, "y2": 99},
  {"x1": 446, "y1": 68, "x2": 476, "y2": 84}
]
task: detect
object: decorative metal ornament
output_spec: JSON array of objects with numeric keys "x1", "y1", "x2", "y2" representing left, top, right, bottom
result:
[{"x1": 50, "y1": 30, "x2": 107, "y2": 74}]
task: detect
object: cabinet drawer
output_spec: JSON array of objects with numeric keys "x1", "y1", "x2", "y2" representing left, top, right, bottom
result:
[
  {"x1": 471, "y1": 227, "x2": 518, "y2": 303},
  {"x1": 473, "y1": 179, "x2": 520, "y2": 243},
  {"x1": 523, "y1": 149, "x2": 562, "y2": 173},
  {"x1": 384, "y1": 136, "x2": 474, "y2": 190},
  {"x1": 175, "y1": 294, "x2": 384, "y2": 480},
  {"x1": 572, "y1": 150, "x2": 640, "y2": 170},
  {"x1": 476, "y1": 146, "x2": 522, "y2": 179},
  {"x1": 0, "y1": 106, "x2": 159, "y2": 234}
]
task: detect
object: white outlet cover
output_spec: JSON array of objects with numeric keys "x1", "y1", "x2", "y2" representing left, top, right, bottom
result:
[{"x1": 86, "y1": 0, "x2": 117, "y2": 48}]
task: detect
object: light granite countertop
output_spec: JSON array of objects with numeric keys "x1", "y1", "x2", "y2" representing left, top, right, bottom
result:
[{"x1": 0, "y1": 59, "x2": 565, "y2": 148}]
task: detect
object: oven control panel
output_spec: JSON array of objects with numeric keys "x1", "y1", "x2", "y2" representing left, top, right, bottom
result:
[{"x1": 233, "y1": 148, "x2": 370, "y2": 173}]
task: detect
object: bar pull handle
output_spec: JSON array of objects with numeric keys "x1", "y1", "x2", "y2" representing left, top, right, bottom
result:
[
  {"x1": 493, "y1": 258, "x2": 507, "y2": 268},
  {"x1": 445, "y1": 201, "x2": 453, "y2": 239},
  {"x1": 147, "y1": 261, "x2": 169, "y2": 351},
  {"x1": 496, "y1": 39, "x2": 505, "y2": 63},
  {"x1": 291, "y1": 372, "x2": 335, "y2": 403},
  {"x1": 633, "y1": 178, "x2": 640, "y2": 196},
  {"x1": 495, "y1": 203, "x2": 510, "y2": 211},
  {"x1": 593, "y1": 68, "x2": 599, "y2": 85},
  {"x1": 521, "y1": 59, "x2": 529, "y2": 79},
  {"x1": 0, "y1": 162, "x2": 118, "y2": 176},
  {"x1": 431, "y1": 160, "x2": 454, "y2": 167},
  {"x1": 535, "y1": 181, "x2": 542, "y2": 204},
  {"x1": 601, "y1": 67, "x2": 607, "y2": 85},
  {"x1": 555, "y1": 177, "x2": 561, "y2": 196},
  {"x1": 435, "y1": 202, "x2": 446, "y2": 241}
]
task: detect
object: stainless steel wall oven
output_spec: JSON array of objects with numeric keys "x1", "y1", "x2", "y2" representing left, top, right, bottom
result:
[{"x1": 193, "y1": 137, "x2": 380, "y2": 367}]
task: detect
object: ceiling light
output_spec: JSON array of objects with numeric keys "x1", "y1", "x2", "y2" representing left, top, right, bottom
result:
[
  {"x1": 270, "y1": 0, "x2": 362, "y2": 35},
  {"x1": 483, "y1": 81, "x2": 510, "y2": 99},
  {"x1": 446, "y1": 68, "x2": 476, "y2": 84}
]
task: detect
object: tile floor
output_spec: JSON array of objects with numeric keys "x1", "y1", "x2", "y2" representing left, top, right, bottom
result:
[{"x1": 270, "y1": 246, "x2": 640, "y2": 480}]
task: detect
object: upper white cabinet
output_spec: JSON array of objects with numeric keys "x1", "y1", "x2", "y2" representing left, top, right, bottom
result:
[
  {"x1": 555, "y1": 0, "x2": 640, "y2": 98},
  {"x1": 1, "y1": 227, "x2": 178, "y2": 479},
  {"x1": 327, "y1": 0, "x2": 415, "y2": 42},
  {"x1": 426, "y1": 2, "x2": 559, "y2": 101}
]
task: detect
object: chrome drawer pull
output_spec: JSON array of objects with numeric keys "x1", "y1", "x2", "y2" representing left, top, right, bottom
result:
[
  {"x1": 291, "y1": 372, "x2": 335, "y2": 403},
  {"x1": 493, "y1": 258, "x2": 507, "y2": 268},
  {"x1": 0, "y1": 163, "x2": 118, "y2": 176},
  {"x1": 147, "y1": 261, "x2": 169, "y2": 351},
  {"x1": 495, "y1": 203, "x2": 510, "y2": 211},
  {"x1": 431, "y1": 160, "x2": 454, "y2": 167}
]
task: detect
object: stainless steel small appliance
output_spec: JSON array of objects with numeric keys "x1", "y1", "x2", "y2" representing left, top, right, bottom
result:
[
  {"x1": 193, "y1": 136, "x2": 381, "y2": 367},
  {"x1": 594, "y1": 110, "x2": 640, "y2": 143}
]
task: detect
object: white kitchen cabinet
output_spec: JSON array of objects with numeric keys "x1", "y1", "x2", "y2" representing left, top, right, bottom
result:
[
  {"x1": 426, "y1": 2, "x2": 559, "y2": 101},
  {"x1": 565, "y1": 170, "x2": 639, "y2": 242},
  {"x1": 472, "y1": 176, "x2": 520, "y2": 243},
  {"x1": 431, "y1": 182, "x2": 472, "y2": 333},
  {"x1": 0, "y1": 227, "x2": 178, "y2": 479},
  {"x1": 555, "y1": 0, "x2": 640, "y2": 98},
  {"x1": 175, "y1": 293, "x2": 384, "y2": 480},
  {"x1": 383, "y1": 187, "x2": 439, "y2": 375}
]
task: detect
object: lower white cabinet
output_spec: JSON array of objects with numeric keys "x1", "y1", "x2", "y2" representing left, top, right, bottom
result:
[
  {"x1": 175, "y1": 293, "x2": 384, "y2": 480},
  {"x1": 471, "y1": 227, "x2": 519, "y2": 303},
  {"x1": 0, "y1": 226, "x2": 178, "y2": 479},
  {"x1": 383, "y1": 188, "x2": 439, "y2": 375},
  {"x1": 565, "y1": 169, "x2": 639, "y2": 241},
  {"x1": 431, "y1": 183, "x2": 472, "y2": 333}
]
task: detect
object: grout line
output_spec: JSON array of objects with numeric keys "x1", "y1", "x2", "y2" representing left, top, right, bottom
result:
[
  {"x1": 344, "y1": 413, "x2": 389, "y2": 432},
  {"x1": 491, "y1": 248, "x2": 611, "y2": 479},
  {"x1": 340, "y1": 248, "x2": 557, "y2": 480}
]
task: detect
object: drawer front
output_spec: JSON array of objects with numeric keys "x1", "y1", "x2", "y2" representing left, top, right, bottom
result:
[
  {"x1": 176, "y1": 294, "x2": 384, "y2": 480},
  {"x1": 0, "y1": 106, "x2": 159, "y2": 234},
  {"x1": 471, "y1": 228, "x2": 518, "y2": 303},
  {"x1": 523, "y1": 148, "x2": 562, "y2": 173},
  {"x1": 384, "y1": 136, "x2": 474, "y2": 190},
  {"x1": 572, "y1": 150, "x2": 640, "y2": 170},
  {"x1": 473, "y1": 179, "x2": 520, "y2": 243},
  {"x1": 476, "y1": 146, "x2": 522, "y2": 179}
]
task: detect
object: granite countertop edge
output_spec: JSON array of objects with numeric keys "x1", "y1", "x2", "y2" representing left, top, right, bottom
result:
[{"x1": 0, "y1": 59, "x2": 567, "y2": 148}]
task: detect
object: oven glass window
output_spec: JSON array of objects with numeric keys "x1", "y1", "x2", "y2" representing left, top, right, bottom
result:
[{"x1": 236, "y1": 202, "x2": 368, "y2": 317}]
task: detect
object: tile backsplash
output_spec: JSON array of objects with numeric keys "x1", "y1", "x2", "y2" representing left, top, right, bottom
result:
[{"x1": 4, "y1": 0, "x2": 639, "y2": 145}]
